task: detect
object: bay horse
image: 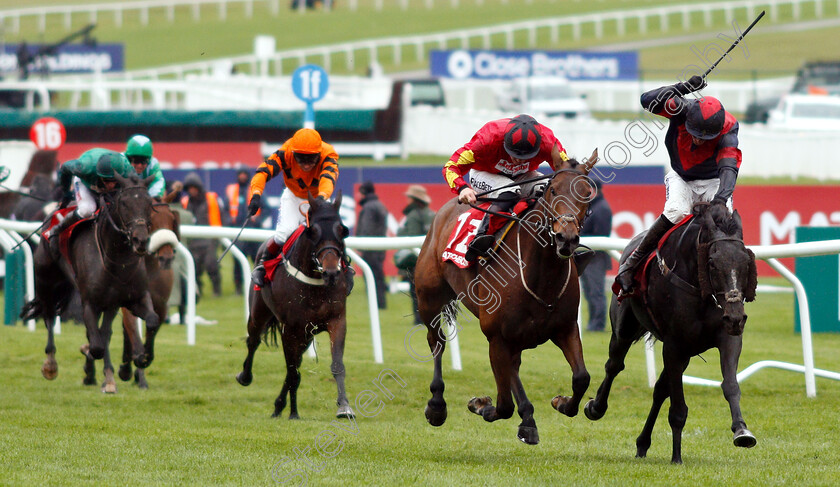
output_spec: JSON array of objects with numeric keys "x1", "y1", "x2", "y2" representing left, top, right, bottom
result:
[
  {"x1": 21, "y1": 173, "x2": 159, "y2": 394},
  {"x1": 584, "y1": 202, "x2": 758, "y2": 464},
  {"x1": 413, "y1": 151, "x2": 598, "y2": 445},
  {"x1": 236, "y1": 193, "x2": 354, "y2": 419},
  {"x1": 111, "y1": 190, "x2": 181, "y2": 389}
]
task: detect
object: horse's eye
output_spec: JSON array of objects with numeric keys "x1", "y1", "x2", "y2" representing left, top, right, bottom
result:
[{"x1": 550, "y1": 187, "x2": 556, "y2": 196}]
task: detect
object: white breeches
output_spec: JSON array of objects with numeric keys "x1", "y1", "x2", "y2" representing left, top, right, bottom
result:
[{"x1": 663, "y1": 171, "x2": 733, "y2": 223}]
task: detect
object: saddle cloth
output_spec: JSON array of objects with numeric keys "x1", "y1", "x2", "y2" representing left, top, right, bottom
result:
[
  {"x1": 43, "y1": 207, "x2": 92, "y2": 260},
  {"x1": 612, "y1": 214, "x2": 695, "y2": 301},
  {"x1": 263, "y1": 225, "x2": 306, "y2": 285},
  {"x1": 442, "y1": 200, "x2": 529, "y2": 269}
]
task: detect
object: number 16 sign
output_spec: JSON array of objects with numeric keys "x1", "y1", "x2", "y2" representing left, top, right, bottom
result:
[
  {"x1": 29, "y1": 117, "x2": 66, "y2": 151},
  {"x1": 291, "y1": 64, "x2": 329, "y2": 129}
]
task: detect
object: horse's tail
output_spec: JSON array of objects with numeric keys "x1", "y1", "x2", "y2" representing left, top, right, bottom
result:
[
  {"x1": 261, "y1": 318, "x2": 281, "y2": 348},
  {"x1": 19, "y1": 298, "x2": 42, "y2": 321}
]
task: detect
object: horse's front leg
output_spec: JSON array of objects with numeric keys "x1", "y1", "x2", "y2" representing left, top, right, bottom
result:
[
  {"x1": 274, "y1": 335, "x2": 307, "y2": 419},
  {"x1": 125, "y1": 292, "x2": 159, "y2": 368},
  {"x1": 719, "y1": 336, "x2": 756, "y2": 448},
  {"x1": 99, "y1": 308, "x2": 118, "y2": 394},
  {"x1": 468, "y1": 338, "x2": 515, "y2": 425},
  {"x1": 236, "y1": 292, "x2": 272, "y2": 387},
  {"x1": 585, "y1": 299, "x2": 642, "y2": 421},
  {"x1": 509, "y1": 352, "x2": 538, "y2": 445},
  {"x1": 549, "y1": 321, "x2": 590, "y2": 418},
  {"x1": 83, "y1": 302, "x2": 107, "y2": 360},
  {"x1": 328, "y1": 316, "x2": 355, "y2": 419},
  {"x1": 42, "y1": 312, "x2": 59, "y2": 380},
  {"x1": 119, "y1": 308, "x2": 141, "y2": 381},
  {"x1": 422, "y1": 320, "x2": 448, "y2": 427}
]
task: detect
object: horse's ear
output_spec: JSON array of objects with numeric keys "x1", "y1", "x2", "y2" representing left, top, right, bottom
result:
[
  {"x1": 332, "y1": 191, "x2": 342, "y2": 210},
  {"x1": 745, "y1": 248, "x2": 758, "y2": 302},
  {"x1": 114, "y1": 172, "x2": 130, "y2": 186},
  {"x1": 142, "y1": 175, "x2": 155, "y2": 188},
  {"x1": 582, "y1": 148, "x2": 598, "y2": 174},
  {"x1": 162, "y1": 189, "x2": 178, "y2": 204},
  {"x1": 731, "y1": 209, "x2": 744, "y2": 239},
  {"x1": 307, "y1": 192, "x2": 316, "y2": 207}
]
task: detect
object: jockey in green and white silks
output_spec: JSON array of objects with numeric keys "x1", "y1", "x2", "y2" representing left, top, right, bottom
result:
[
  {"x1": 124, "y1": 134, "x2": 165, "y2": 199},
  {"x1": 49, "y1": 148, "x2": 135, "y2": 259}
]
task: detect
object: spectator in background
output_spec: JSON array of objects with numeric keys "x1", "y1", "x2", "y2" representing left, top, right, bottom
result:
[
  {"x1": 225, "y1": 168, "x2": 263, "y2": 295},
  {"x1": 181, "y1": 172, "x2": 229, "y2": 298},
  {"x1": 579, "y1": 179, "x2": 612, "y2": 332},
  {"x1": 356, "y1": 181, "x2": 388, "y2": 309},
  {"x1": 395, "y1": 185, "x2": 435, "y2": 325}
]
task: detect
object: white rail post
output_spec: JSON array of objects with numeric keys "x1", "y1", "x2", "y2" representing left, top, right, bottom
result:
[
  {"x1": 176, "y1": 242, "x2": 197, "y2": 345},
  {"x1": 346, "y1": 248, "x2": 384, "y2": 364}
]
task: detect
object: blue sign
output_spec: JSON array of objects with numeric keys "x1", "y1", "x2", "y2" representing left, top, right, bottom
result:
[
  {"x1": 0, "y1": 43, "x2": 124, "y2": 74},
  {"x1": 430, "y1": 49, "x2": 638, "y2": 81},
  {"x1": 292, "y1": 64, "x2": 329, "y2": 103}
]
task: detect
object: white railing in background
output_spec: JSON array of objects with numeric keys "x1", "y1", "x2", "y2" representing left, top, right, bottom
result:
[
  {"x1": 2, "y1": 218, "x2": 839, "y2": 395},
  {"x1": 7, "y1": 0, "x2": 829, "y2": 81}
]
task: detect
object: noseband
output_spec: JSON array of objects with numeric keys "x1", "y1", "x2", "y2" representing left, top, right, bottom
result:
[
  {"x1": 312, "y1": 244, "x2": 344, "y2": 274},
  {"x1": 706, "y1": 236, "x2": 747, "y2": 309}
]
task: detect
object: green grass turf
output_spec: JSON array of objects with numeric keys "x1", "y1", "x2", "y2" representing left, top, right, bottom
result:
[
  {"x1": 2, "y1": 0, "x2": 837, "y2": 77},
  {"x1": 2, "y1": 260, "x2": 840, "y2": 485}
]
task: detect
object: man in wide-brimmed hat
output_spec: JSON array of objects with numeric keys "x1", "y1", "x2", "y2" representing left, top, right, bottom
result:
[{"x1": 396, "y1": 184, "x2": 435, "y2": 325}]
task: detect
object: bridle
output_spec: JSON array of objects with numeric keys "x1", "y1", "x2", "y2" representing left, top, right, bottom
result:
[
  {"x1": 705, "y1": 236, "x2": 747, "y2": 309},
  {"x1": 100, "y1": 186, "x2": 151, "y2": 250}
]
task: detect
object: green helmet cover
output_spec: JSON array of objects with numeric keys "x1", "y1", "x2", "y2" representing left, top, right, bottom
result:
[
  {"x1": 96, "y1": 153, "x2": 119, "y2": 179},
  {"x1": 125, "y1": 134, "x2": 153, "y2": 158}
]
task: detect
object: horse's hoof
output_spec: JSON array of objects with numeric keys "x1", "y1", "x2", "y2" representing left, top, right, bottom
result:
[
  {"x1": 134, "y1": 370, "x2": 149, "y2": 390},
  {"x1": 82, "y1": 376, "x2": 97, "y2": 386},
  {"x1": 135, "y1": 354, "x2": 151, "y2": 369},
  {"x1": 517, "y1": 426, "x2": 540, "y2": 445},
  {"x1": 289, "y1": 413, "x2": 300, "y2": 420},
  {"x1": 734, "y1": 429, "x2": 757, "y2": 448},
  {"x1": 424, "y1": 403, "x2": 448, "y2": 427},
  {"x1": 551, "y1": 395, "x2": 577, "y2": 417},
  {"x1": 467, "y1": 396, "x2": 492, "y2": 415},
  {"x1": 336, "y1": 405, "x2": 355, "y2": 419},
  {"x1": 79, "y1": 344, "x2": 92, "y2": 359},
  {"x1": 101, "y1": 382, "x2": 117, "y2": 394},
  {"x1": 583, "y1": 399, "x2": 604, "y2": 421},
  {"x1": 41, "y1": 360, "x2": 58, "y2": 380},
  {"x1": 235, "y1": 371, "x2": 252, "y2": 387},
  {"x1": 118, "y1": 364, "x2": 132, "y2": 382}
]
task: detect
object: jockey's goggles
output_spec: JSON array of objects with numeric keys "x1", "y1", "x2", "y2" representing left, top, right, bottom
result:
[
  {"x1": 128, "y1": 155, "x2": 150, "y2": 166},
  {"x1": 294, "y1": 152, "x2": 320, "y2": 167}
]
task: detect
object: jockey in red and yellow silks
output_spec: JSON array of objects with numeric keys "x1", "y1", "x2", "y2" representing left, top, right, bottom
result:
[{"x1": 443, "y1": 115, "x2": 571, "y2": 261}]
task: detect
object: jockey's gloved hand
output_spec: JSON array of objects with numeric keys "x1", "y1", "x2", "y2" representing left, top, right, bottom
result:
[
  {"x1": 674, "y1": 75, "x2": 707, "y2": 95},
  {"x1": 248, "y1": 194, "x2": 261, "y2": 216}
]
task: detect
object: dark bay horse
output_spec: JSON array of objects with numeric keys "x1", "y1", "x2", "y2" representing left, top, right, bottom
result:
[
  {"x1": 113, "y1": 190, "x2": 181, "y2": 389},
  {"x1": 584, "y1": 202, "x2": 758, "y2": 464},
  {"x1": 413, "y1": 152, "x2": 598, "y2": 445},
  {"x1": 21, "y1": 173, "x2": 159, "y2": 394},
  {"x1": 236, "y1": 193, "x2": 354, "y2": 419}
]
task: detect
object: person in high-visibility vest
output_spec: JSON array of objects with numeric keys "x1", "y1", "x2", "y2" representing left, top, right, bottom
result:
[
  {"x1": 225, "y1": 168, "x2": 264, "y2": 294},
  {"x1": 181, "y1": 172, "x2": 230, "y2": 297}
]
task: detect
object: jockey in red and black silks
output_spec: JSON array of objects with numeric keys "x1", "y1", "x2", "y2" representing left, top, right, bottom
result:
[
  {"x1": 615, "y1": 75, "x2": 743, "y2": 295},
  {"x1": 443, "y1": 115, "x2": 572, "y2": 262}
]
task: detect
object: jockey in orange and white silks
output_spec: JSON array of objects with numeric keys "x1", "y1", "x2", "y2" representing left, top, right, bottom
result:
[
  {"x1": 443, "y1": 114, "x2": 572, "y2": 262},
  {"x1": 247, "y1": 128, "x2": 340, "y2": 287}
]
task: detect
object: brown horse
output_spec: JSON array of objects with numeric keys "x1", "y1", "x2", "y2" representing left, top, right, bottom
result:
[
  {"x1": 106, "y1": 190, "x2": 181, "y2": 389},
  {"x1": 414, "y1": 151, "x2": 598, "y2": 444},
  {"x1": 236, "y1": 193, "x2": 354, "y2": 419},
  {"x1": 21, "y1": 173, "x2": 158, "y2": 394}
]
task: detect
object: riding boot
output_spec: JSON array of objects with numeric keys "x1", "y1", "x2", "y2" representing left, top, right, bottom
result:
[
  {"x1": 48, "y1": 212, "x2": 82, "y2": 261},
  {"x1": 251, "y1": 239, "x2": 283, "y2": 287},
  {"x1": 615, "y1": 215, "x2": 675, "y2": 293},
  {"x1": 464, "y1": 191, "x2": 518, "y2": 262}
]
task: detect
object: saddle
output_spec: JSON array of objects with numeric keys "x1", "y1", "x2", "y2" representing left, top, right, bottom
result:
[
  {"x1": 263, "y1": 225, "x2": 306, "y2": 284},
  {"x1": 43, "y1": 208, "x2": 93, "y2": 261},
  {"x1": 612, "y1": 214, "x2": 695, "y2": 301},
  {"x1": 442, "y1": 199, "x2": 532, "y2": 268}
]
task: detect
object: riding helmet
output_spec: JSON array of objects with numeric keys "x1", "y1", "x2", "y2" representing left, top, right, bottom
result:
[
  {"x1": 96, "y1": 152, "x2": 121, "y2": 179},
  {"x1": 125, "y1": 134, "x2": 153, "y2": 159},
  {"x1": 503, "y1": 114, "x2": 542, "y2": 160},
  {"x1": 685, "y1": 97, "x2": 725, "y2": 140},
  {"x1": 290, "y1": 128, "x2": 323, "y2": 154}
]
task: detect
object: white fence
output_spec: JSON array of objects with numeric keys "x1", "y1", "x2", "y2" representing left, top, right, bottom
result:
[
  {"x1": 2, "y1": 217, "x2": 839, "y2": 396},
  {"x1": 7, "y1": 0, "x2": 828, "y2": 82}
]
